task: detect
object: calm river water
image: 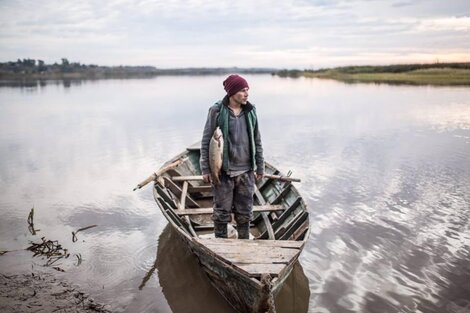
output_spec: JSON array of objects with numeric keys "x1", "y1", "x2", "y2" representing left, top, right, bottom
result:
[{"x1": 1, "y1": 75, "x2": 469, "y2": 313}]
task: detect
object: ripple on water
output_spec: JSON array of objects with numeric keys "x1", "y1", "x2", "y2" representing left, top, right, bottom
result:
[
  {"x1": 337, "y1": 293, "x2": 363, "y2": 311},
  {"x1": 130, "y1": 240, "x2": 158, "y2": 273},
  {"x1": 2, "y1": 78, "x2": 470, "y2": 313}
]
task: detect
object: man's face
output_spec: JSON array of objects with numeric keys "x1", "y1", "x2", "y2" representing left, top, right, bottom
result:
[{"x1": 231, "y1": 87, "x2": 249, "y2": 105}]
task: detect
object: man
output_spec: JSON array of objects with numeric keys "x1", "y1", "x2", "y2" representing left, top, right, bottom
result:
[{"x1": 200, "y1": 74, "x2": 264, "y2": 239}]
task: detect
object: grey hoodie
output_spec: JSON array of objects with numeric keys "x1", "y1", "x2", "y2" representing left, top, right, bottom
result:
[{"x1": 200, "y1": 96, "x2": 264, "y2": 176}]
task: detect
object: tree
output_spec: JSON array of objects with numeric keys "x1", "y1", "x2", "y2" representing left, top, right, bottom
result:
[
  {"x1": 38, "y1": 60, "x2": 46, "y2": 72},
  {"x1": 61, "y1": 58, "x2": 71, "y2": 72}
]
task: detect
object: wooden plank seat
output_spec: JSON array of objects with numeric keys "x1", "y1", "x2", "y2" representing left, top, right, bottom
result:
[
  {"x1": 188, "y1": 185, "x2": 212, "y2": 193},
  {"x1": 175, "y1": 205, "x2": 284, "y2": 216},
  {"x1": 196, "y1": 238, "x2": 303, "y2": 277},
  {"x1": 172, "y1": 175, "x2": 204, "y2": 181}
]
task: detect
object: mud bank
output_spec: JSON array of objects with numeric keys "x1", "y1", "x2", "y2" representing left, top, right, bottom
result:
[{"x1": 0, "y1": 272, "x2": 110, "y2": 313}]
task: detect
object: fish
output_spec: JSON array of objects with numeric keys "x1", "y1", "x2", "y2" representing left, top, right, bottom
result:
[{"x1": 209, "y1": 126, "x2": 224, "y2": 184}]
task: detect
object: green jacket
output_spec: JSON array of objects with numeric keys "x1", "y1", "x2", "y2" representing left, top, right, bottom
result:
[
  {"x1": 215, "y1": 99, "x2": 257, "y2": 172},
  {"x1": 200, "y1": 96, "x2": 264, "y2": 175}
]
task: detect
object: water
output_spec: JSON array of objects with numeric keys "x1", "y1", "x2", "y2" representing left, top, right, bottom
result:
[{"x1": 1, "y1": 75, "x2": 469, "y2": 313}]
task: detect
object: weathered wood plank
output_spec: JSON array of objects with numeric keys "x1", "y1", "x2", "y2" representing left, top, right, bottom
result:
[
  {"x1": 207, "y1": 248, "x2": 301, "y2": 258},
  {"x1": 186, "y1": 142, "x2": 201, "y2": 151},
  {"x1": 205, "y1": 248, "x2": 300, "y2": 266},
  {"x1": 163, "y1": 177, "x2": 200, "y2": 208},
  {"x1": 273, "y1": 197, "x2": 302, "y2": 230},
  {"x1": 154, "y1": 186, "x2": 192, "y2": 237},
  {"x1": 254, "y1": 187, "x2": 275, "y2": 240},
  {"x1": 292, "y1": 220, "x2": 309, "y2": 241},
  {"x1": 193, "y1": 224, "x2": 215, "y2": 231},
  {"x1": 180, "y1": 181, "x2": 189, "y2": 210},
  {"x1": 205, "y1": 242, "x2": 301, "y2": 250},
  {"x1": 279, "y1": 211, "x2": 309, "y2": 240},
  {"x1": 154, "y1": 183, "x2": 177, "y2": 210},
  {"x1": 161, "y1": 180, "x2": 197, "y2": 237},
  {"x1": 235, "y1": 263, "x2": 287, "y2": 276},
  {"x1": 196, "y1": 238, "x2": 303, "y2": 249},
  {"x1": 188, "y1": 185, "x2": 212, "y2": 193},
  {"x1": 206, "y1": 240, "x2": 300, "y2": 276},
  {"x1": 189, "y1": 239, "x2": 264, "y2": 312},
  {"x1": 191, "y1": 238, "x2": 259, "y2": 282},
  {"x1": 214, "y1": 251, "x2": 299, "y2": 264},
  {"x1": 201, "y1": 241, "x2": 303, "y2": 249},
  {"x1": 258, "y1": 169, "x2": 280, "y2": 193},
  {"x1": 173, "y1": 182, "x2": 198, "y2": 237},
  {"x1": 220, "y1": 256, "x2": 293, "y2": 265},
  {"x1": 204, "y1": 239, "x2": 302, "y2": 251},
  {"x1": 207, "y1": 244, "x2": 300, "y2": 255},
  {"x1": 271, "y1": 182, "x2": 292, "y2": 205},
  {"x1": 259, "y1": 197, "x2": 302, "y2": 239},
  {"x1": 172, "y1": 175, "x2": 203, "y2": 181},
  {"x1": 175, "y1": 205, "x2": 284, "y2": 216}
]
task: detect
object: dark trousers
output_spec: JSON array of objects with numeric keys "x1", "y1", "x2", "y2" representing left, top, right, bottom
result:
[{"x1": 212, "y1": 171, "x2": 255, "y2": 225}]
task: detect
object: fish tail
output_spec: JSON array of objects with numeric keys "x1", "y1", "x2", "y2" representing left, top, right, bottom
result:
[{"x1": 213, "y1": 174, "x2": 220, "y2": 185}]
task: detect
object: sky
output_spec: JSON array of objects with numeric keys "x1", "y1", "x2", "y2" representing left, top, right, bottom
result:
[{"x1": 0, "y1": 0, "x2": 470, "y2": 69}]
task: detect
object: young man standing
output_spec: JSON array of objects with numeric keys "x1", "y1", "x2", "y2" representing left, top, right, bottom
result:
[{"x1": 200, "y1": 74, "x2": 264, "y2": 239}]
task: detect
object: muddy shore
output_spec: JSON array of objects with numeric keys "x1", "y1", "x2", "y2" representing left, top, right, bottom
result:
[{"x1": 0, "y1": 271, "x2": 110, "y2": 313}]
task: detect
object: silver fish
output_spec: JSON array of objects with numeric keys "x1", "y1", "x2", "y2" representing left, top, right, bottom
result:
[{"x1": 209, "y1": 126, "x2": 223, "y2": 184}]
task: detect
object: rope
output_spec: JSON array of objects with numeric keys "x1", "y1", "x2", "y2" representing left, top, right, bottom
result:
[{"x1": 259, "y1": 274, "x2": 277, "y2": 313}]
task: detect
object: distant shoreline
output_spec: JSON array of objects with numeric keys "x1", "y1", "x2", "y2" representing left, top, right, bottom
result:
[
  {"x1": 276, "y1": 63, "x2": 470, "y2": 86},
  {"x1": 3, "y1": 59, "x2": 470, "y2": 86},
  {"x1": 0, "y1": 59, "x2": 276, "y2": 80},
  {"x1": 0, "y1": 70, "x2": 276, "y2": 80}
]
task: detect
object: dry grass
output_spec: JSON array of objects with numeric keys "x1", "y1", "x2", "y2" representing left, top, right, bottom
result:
[{"x1": 303, "y1": 68, "x2": 470, "y2": 86}]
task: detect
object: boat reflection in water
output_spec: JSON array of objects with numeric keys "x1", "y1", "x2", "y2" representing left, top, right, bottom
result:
[{"x1": 139, "y1": 225, "x2": 310, "y2": 313}]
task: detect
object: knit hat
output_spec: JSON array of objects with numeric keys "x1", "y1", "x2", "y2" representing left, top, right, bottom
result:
[{"x1": 223, "y1": 74, "x2": 249, "y2": 97}]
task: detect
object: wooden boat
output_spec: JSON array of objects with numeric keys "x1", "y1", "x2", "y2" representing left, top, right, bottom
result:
[{"x1": 135, "y1": 144, "x2": 309, "y2": 313}]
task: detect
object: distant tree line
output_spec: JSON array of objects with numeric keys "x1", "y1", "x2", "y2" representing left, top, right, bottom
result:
[
  {"x1": 0, "y1": 58, "x2": 275, "y2": 78},
  {"x1": 1, "y1": 58, "x2": 93, "y2": 74},
  {"x1": 276, "y1": 62, "x2": 470, "y2": 77},
  {"x1": 0, "y1": 58, "x2": 157, "y2": 77},
  {"x1": 308, "y1": 62, "x2": 470, "y2": 74}
]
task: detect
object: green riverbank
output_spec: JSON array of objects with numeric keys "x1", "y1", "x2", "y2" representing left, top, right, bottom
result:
[
  {"x1": 305, "y1": 68, "x2": 470, "y2": 85},
  {"x1": 277, "y1": 63, "x2": 470, "y2": 86}
]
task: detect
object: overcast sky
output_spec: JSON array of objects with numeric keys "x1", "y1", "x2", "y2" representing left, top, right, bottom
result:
[{"x1": 1, "y1": 0, "x2": 469, "y2": 69}]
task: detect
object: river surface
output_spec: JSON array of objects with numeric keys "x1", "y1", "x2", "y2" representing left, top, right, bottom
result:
[{"x1": 1, "y1": 75, "x2": 469, "y2": 313}]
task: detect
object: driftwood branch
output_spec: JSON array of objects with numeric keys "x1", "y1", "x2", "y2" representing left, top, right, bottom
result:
[
  {"x1": 72, "y1": 224, "x2": 98, "y2": 242},
  {"x1": 133, "y1": 157, "x2": 187, "y2": 191},
  {"x1": 264, "y1": 174, "x2": 301, "y2": 183}
]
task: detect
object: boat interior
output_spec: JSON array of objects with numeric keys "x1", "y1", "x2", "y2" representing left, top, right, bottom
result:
[{"x1": 153, "y1": 145, "x2": 309, "y2": 278}]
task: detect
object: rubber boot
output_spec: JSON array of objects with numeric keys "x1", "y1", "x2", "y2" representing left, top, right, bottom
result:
[
  {"x1": 237, "y1": 222, "x2": 250, "y2": 239},
  {"x1": 214, "y1": 222, "x2": 227, "y2": 238}
]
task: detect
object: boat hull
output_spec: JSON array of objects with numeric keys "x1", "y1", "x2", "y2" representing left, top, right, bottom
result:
[{"x1": 152, "y1": 145, "x2": 309, "y2": 312}]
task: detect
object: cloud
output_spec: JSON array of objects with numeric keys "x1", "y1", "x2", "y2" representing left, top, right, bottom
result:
[
  {"x1": 391, "y1": 1, "x2": 414, "y2": 8},
  {"x1": 416, "y1": 16, "x2": 470, "y2": 32},
  {"x1": 0, "y1": 0, "x2": 469, "y2": 67}
]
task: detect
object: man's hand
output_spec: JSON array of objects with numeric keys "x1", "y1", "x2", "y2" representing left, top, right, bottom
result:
[
  {"x1": 255, "y1": 173, "x2": 264, "y2": 181},
  {"x1": 203, "y1": 174, "x2": 212, "y2": 184}
]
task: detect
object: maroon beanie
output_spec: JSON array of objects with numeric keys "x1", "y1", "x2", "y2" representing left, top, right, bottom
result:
[{"x1": 223, "y1": 74, "x2": 249, "y2": 97}]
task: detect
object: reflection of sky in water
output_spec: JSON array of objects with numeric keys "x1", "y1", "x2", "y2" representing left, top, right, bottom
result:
[{"x1": 1, "y1": 76, "x2": 470, "y2": 312}]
